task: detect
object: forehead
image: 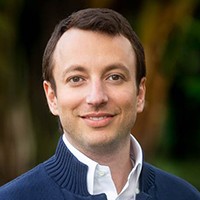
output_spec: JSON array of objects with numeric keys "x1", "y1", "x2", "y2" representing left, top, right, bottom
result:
[{"x1": 53, "y1": 29, "x2": 136, "y2": 74}]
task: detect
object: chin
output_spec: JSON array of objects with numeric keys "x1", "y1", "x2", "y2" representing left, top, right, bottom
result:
[{"x1": 84, "y1": 135, "x2": 122, "y2": 152}]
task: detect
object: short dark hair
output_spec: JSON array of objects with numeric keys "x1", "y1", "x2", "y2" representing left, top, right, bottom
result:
[{"x1": 42, "y1": 8, "x2": 146, "y2": 88}]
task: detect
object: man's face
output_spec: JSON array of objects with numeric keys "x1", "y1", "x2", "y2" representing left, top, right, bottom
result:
[{"x1": 44, "y1": 29, "x2": 145, "y2": 154}]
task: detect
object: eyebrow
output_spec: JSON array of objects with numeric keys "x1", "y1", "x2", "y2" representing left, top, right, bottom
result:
[
  {"x1": 62, "y1": 63, "x2": 131, "y2": 78},
  {"x1": 62, "y1": 65, "x2": 87, "y2": 79},
  {"x1": 102, "y1": 64, "x2": 131, "y2": 75}
]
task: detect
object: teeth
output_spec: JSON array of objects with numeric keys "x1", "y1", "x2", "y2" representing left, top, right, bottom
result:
[{"x1": 89, "y1": 116, "x2": 106, "y2": 121}]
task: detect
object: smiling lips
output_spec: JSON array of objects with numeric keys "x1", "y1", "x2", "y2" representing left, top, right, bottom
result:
[{"x1": 80, "y1": 113, "x2": 115, "y2": 128}]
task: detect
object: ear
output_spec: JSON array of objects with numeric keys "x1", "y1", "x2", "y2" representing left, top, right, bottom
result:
[
  {"x1": 137, "y1": 77, "x2": 146, "y2": 113},
  {"x1": 43, "y1": 80, "x2": 59, "y2": 116}
]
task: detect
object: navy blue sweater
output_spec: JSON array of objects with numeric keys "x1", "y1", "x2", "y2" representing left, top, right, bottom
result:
[{"x1": 0, "y1": 138, "x2": 199, "y2": 200}]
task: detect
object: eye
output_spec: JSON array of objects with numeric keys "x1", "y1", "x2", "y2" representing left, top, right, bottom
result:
[
  {"x1": 67, "y1": 76, "x2": 85, "y2": 86},
  {"x1": 107, "y1": 74, "x2": 123, "y2": 81},
  {"x1": 70, "y1": 76, "x2": 83, "y2": 83}
]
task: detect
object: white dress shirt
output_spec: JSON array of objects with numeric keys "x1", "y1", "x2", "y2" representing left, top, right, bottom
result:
[{"x1": 63, "y1": 134, "x2": 142, "y2": 200}]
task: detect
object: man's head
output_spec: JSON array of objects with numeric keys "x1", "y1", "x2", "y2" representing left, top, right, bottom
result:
[
  {"x1": 42, "y1": 8, "x2": 146, "y2": 90},
  {"x1": 42, "y1": 8, "x2": 146, "y2": 155}
]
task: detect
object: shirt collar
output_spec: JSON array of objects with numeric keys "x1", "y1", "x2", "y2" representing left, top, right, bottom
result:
[{"x1": 63, "y1": 134, "x2": 143, "y2": 199}]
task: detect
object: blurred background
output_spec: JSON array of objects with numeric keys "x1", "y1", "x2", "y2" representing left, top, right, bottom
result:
[{"x1": 0, "y1": 0, "x2": 200, "y2": 189}]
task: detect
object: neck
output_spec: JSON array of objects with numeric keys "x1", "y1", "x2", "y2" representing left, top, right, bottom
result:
[
  {"x1": 86, "y1": 137, "x2": 133, "y2": 193},
  {"x1": 65, "y1": 133, "x2": 133, "y2": 193},
  {"x1": 108, "y1": 151, "x2": 133, "y2": 193}
]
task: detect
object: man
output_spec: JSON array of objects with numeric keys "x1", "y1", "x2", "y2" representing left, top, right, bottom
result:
[{"x1": 0, "y1": 8, "x2": 199, "y2": 200}]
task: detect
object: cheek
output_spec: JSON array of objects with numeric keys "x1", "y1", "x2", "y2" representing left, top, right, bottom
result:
[
  {"x1": 56, "y1": 89, "x2": 83, "y2": 114},
  {"x1": 110, "y1": 91, "x2": 137, "y2": 124},
  {"x1": 115, "y1": 91, "x2": 138, "y2": 131},
  {"x1": 123, "y1": 98, "x2": 137, "y2": 116},
  {"x1": 122, "y1": 92, "x2": 138, "y2": 118},
  {"x1": 113, "y1": 88, "x2": 137, "y2": 108}
]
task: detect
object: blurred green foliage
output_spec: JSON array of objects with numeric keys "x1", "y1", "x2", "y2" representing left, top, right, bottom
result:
[{"x1": 157, "y1": 11, "x2": 200, "y2": 189}]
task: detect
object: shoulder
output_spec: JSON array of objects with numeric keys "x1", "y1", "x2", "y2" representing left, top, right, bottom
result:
[
  {"x1": 141, "y1": 162, "x2": 200, "y2": 200},
  {"x1": 0, "y1": 162, "x2": 62, "y2": 200}
]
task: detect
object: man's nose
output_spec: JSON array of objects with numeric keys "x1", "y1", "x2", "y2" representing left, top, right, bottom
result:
[{"x1": 86, "y1": 81, "x2": 108, "y2": 106}]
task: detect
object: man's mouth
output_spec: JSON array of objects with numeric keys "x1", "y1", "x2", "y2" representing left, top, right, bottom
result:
[
  {"x1": 80, "y1": 113, "x2": 115, "y2": 127},
  {"x1": 87, "y1": 116, "x2": 108, "y2": 121}
]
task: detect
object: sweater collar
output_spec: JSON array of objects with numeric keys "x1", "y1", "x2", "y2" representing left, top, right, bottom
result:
[
  {"x1": 137, "y1": 163, "x2": 156, "y2": 200},
  {"x1": 44, "y1": 137, "x2": 156, "y2": 199},
  {"x1": 44, "y1": 137, "x2": 90, "y2": 196}
]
